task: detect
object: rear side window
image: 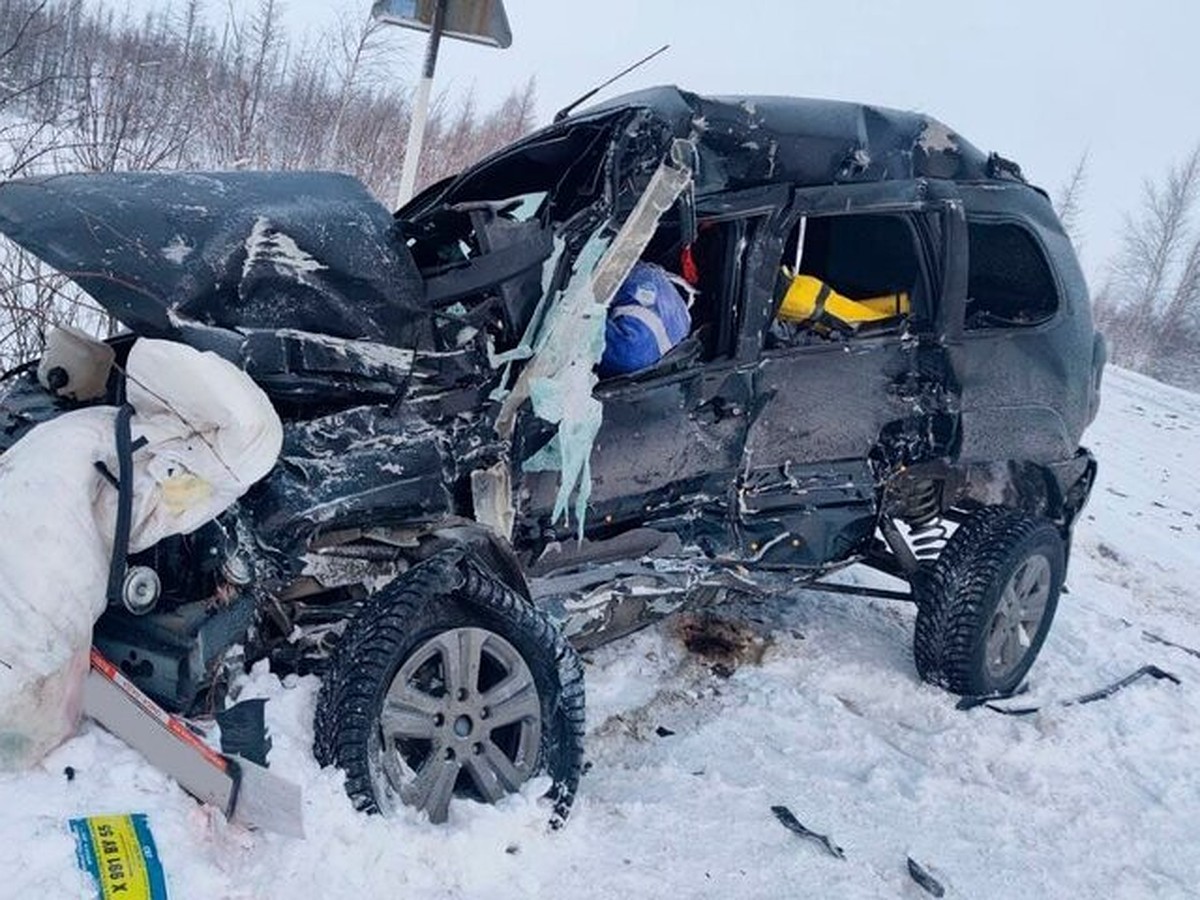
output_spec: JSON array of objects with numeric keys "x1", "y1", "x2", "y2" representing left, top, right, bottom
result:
[
  {"x1": 765, "y1": 213, "x2": 922, "y2": 348},
  {"x1": 966, "y1": 222, "x2": 1058, "y2": 328}
]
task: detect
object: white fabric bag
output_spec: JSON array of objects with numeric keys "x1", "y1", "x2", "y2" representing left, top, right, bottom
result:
[{"x1": 0, "y1": 338, "x2": 282, "y2": 770}]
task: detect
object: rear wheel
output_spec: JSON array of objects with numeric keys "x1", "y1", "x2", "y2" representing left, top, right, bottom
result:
[
  {"x1": 913, "y1": 508, "x2": 1065, "y2": 696},
  {"x1": 314, "y1": 552, "x2": 585, "y2": 824}
]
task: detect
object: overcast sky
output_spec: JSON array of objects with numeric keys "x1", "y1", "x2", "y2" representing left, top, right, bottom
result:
[{"x1": 140, "y1": 0, "x2": 1200, "y2": 282}]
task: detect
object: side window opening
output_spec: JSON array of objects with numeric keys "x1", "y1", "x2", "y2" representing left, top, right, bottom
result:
[
  {"x1": 640, "y1": 218, "x2": 741, "y2": 362},
  {"x1": 767, "y1": 213, "x2": 922, "y2": 348},
  {"x1": 965, "y1": 221, "x2": 1058, "y2": 329},
  {"x1": 598, "y1": 217, "x2": 746, "y2": 382}
]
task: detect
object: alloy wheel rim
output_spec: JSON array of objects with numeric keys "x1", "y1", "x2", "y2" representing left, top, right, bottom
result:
[
  {"x1": 984, "y1": 553, "x2": 1053, "y2": 682},
  {"x1": 370, "y1": 627, "x2": 542, "y2": 823}
]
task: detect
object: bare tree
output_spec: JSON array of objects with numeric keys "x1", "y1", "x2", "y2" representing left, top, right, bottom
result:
[
  {"x1": 1100, "y1": 144, "x2": 1200, "y2": 386},
  {"x1": 71, "y1": 28, "x2": 196, "y2": 172},
  {"x1": 323, "y1": 11, "x2": 389, "y2": 166},
  {"x1": 1054, "y1": 151, "x2": 1088, "y2": 254},
  {"x1": 210, "y1": 0, "x2": 283, "y2": 167}
]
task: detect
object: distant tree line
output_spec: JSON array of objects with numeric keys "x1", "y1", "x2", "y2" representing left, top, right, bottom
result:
[
  {"x1": 0, "y1": 0, "x2": 536, "y2": 369},
  {"x1": 1083, "y1": 148, "x2": 1200, "y2": 392}
]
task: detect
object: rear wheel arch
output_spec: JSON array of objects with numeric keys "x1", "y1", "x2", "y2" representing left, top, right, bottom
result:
[{"x1": 954, "y1": 460, "x2": 1075, "y2": 529}]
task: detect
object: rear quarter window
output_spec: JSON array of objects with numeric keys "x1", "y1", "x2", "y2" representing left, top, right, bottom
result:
[{"x1": 966, "y1": 221, "x2": 1058, "y2": 329}]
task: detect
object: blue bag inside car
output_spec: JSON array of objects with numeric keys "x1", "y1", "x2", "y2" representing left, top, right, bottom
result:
[{"x1": 599, "y1": 261, "x2": 692, "y2": 377}]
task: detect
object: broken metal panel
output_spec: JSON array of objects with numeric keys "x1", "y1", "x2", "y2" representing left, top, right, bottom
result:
[
  {"x1": 532, "y1": 565, "x2": 695, "y2": 650},
  {"x1": 404, "y1": 109, "x2": 644, "y2": 218},
  {"x1": 526, "y1": 528, "x2": 714, "y2": 648},
  {"x1": 239, "y1": 328, "x2": 421, "y2": 407},
  {"x1": 174, "y1": 320, "x2": 488, "y2": 413},
  {"x1": 736, "y1": 459, "x2": 878, "y2": 568},
  {"x1": 244, "y1": 407, "x2": 453, "y2": 551},
  {"x1": 471, "y1": 460, "x2": 514, "y2": 541},
  {"x1": 0, "y1": 172, "x2": 428, "y2": 347},
  {"x1": 497, "y1": 139, "x2": 696, "y2": 538},
  {"x1": 583, "y1": 365, "x2": 751, "y2": 540}
]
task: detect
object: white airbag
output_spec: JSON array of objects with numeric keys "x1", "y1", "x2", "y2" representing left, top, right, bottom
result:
[{"x1": 0, "y1": 338, "x2": 282, "y2": 770}]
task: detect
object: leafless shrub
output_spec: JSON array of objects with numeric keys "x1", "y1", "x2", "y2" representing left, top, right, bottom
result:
[
  {"x1": 0, "y1": 0, "x2": 540, "y2": 369},
  {"x1": 1054, "y1": 151, "x2": 1088, "y2": 255},
  {"x1": 1097, "y1": 145, "x2": 1200, "y2": 389}
]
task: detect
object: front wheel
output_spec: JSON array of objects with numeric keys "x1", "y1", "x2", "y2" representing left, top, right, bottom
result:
[
  {"x1": 314, "y1": 552, "x2": 585, "y2": 824},
  {"x1": 913, "y1": 508, "x2": 1065, "y2": 696}
]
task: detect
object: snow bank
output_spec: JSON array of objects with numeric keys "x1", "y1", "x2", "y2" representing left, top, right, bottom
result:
[{"x1": 2, "y1": 365, "x2": 1198, "y2": 898}]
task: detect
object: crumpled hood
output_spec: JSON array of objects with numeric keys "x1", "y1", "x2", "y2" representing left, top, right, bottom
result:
[{"x1": 0, "y1": 171, "x2": 427, "y2": 345}]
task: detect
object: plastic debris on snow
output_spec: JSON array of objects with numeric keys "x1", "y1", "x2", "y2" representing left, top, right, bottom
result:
[
  {"x1": 956, "y1": 664, "x2": 1180, "y2": 715},
  {"x1": 906, "y1": 857, "x2": 946, "y2": 897},
  {"x1": 769, "y1": 805, "x2": 845, "y2": 860}
]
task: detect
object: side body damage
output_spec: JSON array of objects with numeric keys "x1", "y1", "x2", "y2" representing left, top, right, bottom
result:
[{"x1": 0, "y1": 86, "x2": 1102, "y2": 707}]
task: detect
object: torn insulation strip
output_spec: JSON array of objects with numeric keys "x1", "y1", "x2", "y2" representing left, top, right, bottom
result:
[{"x1": 497, "y1": 139, "x2": 695, "y2": 538}]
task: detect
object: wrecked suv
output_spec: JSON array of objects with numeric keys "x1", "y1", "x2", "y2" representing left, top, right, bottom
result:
[{"x1": 0, "y1": 87, "x2": 1104, "y2": 823}]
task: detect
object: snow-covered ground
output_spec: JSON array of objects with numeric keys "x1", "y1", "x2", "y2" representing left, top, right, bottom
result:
[{"x1": 3, "y1": 365, "x2": 1199, "y2": 899}]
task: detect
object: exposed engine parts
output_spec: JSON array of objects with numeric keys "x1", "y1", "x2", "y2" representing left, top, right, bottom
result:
[{"x1": 120, "y1": 566, "x2": 161, "y2": 616}]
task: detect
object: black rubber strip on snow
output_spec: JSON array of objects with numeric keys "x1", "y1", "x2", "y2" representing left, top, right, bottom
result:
[
  {"x1": 906, "y1": 857, "x2": 946, "y2": 897},
  {"x1": 1143, "y1": 631, "x2": 1200, "y2": 660},
  {"x1": 956, "y1": 665, "x2": 1180, "y2": 716},
  {"x1": 954, "y1": 681, "x2": 1031, "y2": 711},
  {"x1": 1071, "y1": 665, "x2": 1180, "y2": 705},
  {"x1": 770, "y1": 805, "x2": 845, "y2": 859}
]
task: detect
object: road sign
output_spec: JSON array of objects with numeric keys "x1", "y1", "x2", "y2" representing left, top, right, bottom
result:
[{"x1": 371, "y1": 0, "x2": 512, "y2": 49}]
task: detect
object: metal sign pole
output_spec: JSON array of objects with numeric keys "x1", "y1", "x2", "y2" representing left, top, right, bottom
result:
[{"x1": 395, "y1": 0, "x2": 447, "y2": 209}]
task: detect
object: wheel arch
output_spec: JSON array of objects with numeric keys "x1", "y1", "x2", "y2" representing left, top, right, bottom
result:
[
  {"x1": 422, "y1": 522, "x2": 531, "y2": 602},
  {"x1": 953, "y1": 455, "x2": 1095, "y2": 533},
  {"x1": 313, "y1": 547, "x2": 585, "y2": 824}
]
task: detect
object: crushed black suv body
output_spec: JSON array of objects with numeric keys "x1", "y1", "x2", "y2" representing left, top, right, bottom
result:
[{"x1": 0, "y1": 86, "x2": 1104, "y2": 822}]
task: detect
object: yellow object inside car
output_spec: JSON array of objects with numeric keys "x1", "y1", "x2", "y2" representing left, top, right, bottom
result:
[{"x1": 778, "y1": 273, "x2": 909, "y2": 330}]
